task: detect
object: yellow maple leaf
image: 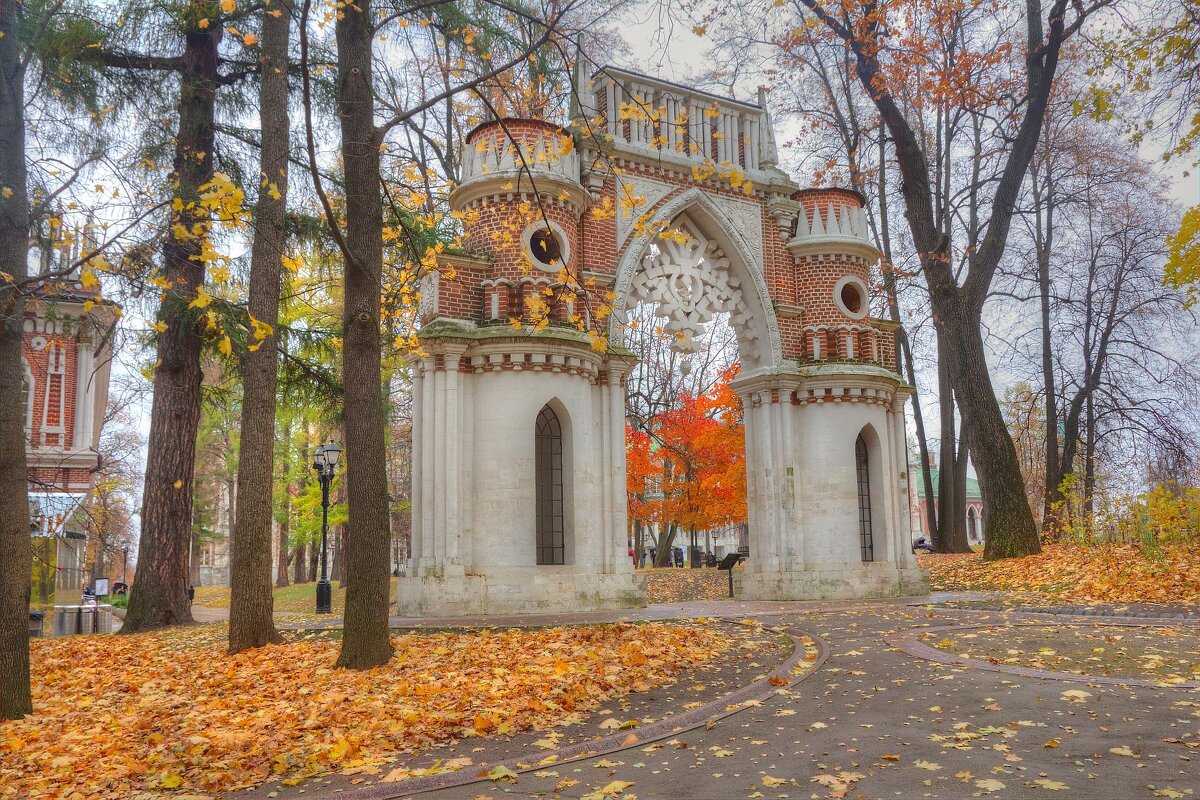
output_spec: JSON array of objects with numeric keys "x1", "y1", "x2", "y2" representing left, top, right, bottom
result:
[{"x1": 189, "y1": 286, "x2": 212, "y2": 309}]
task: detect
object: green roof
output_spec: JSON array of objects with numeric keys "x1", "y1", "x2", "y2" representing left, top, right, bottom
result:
[{"x1": 910, "y1": 468, "x2": 981, "y2": 500}]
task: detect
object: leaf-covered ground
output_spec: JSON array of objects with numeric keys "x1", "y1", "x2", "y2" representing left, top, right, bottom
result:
[
  {"x1": 642, "y1": 567, "x2": 732, "y2": 604},
  {"x1": 920, "y1": 543, "x2": 1200, "y2": 605},
  {"x1": 0, "y1": 622, "x2": 726, "y2": 799},
  {"x1": 927, "y1": 624, "x2": 1200, "y2": 683}
]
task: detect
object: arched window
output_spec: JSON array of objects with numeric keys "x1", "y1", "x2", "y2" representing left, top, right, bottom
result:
[
  {"x1": 855, "y1": 434, "x2": 874, "y2": 562},
  {"x1": 535, "y1": 405, "x2": 566, "y2": 565}
]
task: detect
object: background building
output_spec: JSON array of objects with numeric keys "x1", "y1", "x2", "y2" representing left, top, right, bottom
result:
[
  {"x1": 24, "y1": 238, "x2": 117, "y2": 603},
  {"x1": 909, "y1": 468, "x2": 986, "y2": 546}
]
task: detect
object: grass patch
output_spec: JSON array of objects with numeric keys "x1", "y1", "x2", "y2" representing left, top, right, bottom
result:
[
  {"x1": 192, "y1": 578, "x2": 400, "y2": 615},
  {"x1": 925, "y1": 623, "x2": 1200, "y2": 682}
]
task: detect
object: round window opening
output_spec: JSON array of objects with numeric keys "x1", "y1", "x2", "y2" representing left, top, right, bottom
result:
[
  {"x1": 840, "y1": 281, "x2": 864, "y2": 314},
  {"x1": 530, "y1": 228, "x2": 564, "y2": 268},
  {"x1": 833, "y1": 275, "x2": 869, "y2": 319}
]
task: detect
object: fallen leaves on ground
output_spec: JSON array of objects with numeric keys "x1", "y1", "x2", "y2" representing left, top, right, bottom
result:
[
  {"x1": 919, "y1": 543, "x2": 1200, "y2": 605},
  {"x1": 0, "y1": 622, "x2": 725, "y2": 799},
  {"x1": 926, "y1": 624, "x2": 1200, "y2": 682},
  {"x1": 642, "y1": 567, "x2": 731, "y2": 604}
]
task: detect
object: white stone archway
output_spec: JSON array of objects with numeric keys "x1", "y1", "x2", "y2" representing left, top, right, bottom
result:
[
  {"x1": 609, "y1": 189, "x2": 786, "y2": 375},
  {"x1": 405, "y1": 66, "x2": 928, "y2": 617}
]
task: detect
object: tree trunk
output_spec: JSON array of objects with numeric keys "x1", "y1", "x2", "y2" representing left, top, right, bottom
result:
[
  {"x1": 293, "y1": 542, "x2": 306, "y2": 584},
  {"x1": 876, "y1": 130, "x2": 937, "y2": 545},
  {"x1": 934, "y1": 336, "x2": 971, "y2": 553},
  {"x1": 229, "y1": 0, "x2": 291, "y2": 653},
  {"x1": 331, "y1": 524, "x2": 345, "y2": 583},
  {"x1": 123, "y1": 15, "x2": 221, "y2": 631},
  {"x1": 0, "y1": 0, "x2": 33, "y2": 719},
  {"x1": 275, "y1": 517, "x2": 290, "y2": 587},
  {"x1": 333, "y1": 0, "x2": 394, "y2": 669},
  {"x1": 653, "y1": 523, "x2": 677, "y2": 567},
  {"x1": 307, "y1": 539, "x2": 319, "y2": 582},
  {"x1": 1083, "y1": 389, "x2": 1095, "y2": 529},
  {"x1": 276, "y1": 417, "x2": 292, "y2": 587},
  {"x1": 951, "y1": 436, "x2": 970, "y2": 548},
  {"x1": 1035, "y1": 166, "x2": 1061, "y2": 533},
  {"x1": 940, "y1": 306, "x2": 1041, "y2": 560}
]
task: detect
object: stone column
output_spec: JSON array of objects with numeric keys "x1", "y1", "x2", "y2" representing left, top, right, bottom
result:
[
  {"x1": 418, "y1": 355, "x2": 437, "y2": 574},
  {"x1": 73, "y1": 337, "x2": 93, "y2": 452},
  {"x1": 607, "y1": 363, "x2": 632, "y2": 573},
  {"x1": 410, "y1": 358, "x2": 424, "y2": 570},
  {"x1": 441, "y1": 344, "x2": 469, "y2": 574},
  {"x1": 890, "y1": 392, "x2": 915, "y2": 568}
]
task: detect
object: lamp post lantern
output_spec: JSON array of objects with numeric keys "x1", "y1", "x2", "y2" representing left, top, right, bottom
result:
[{"x1": 312, "y1": 440, "x2": 342, "y2": 614}]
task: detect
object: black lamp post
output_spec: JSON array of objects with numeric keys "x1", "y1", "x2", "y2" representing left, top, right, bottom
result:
[{"x1": 312, "y1": 440, "x2": 342, "y2": 614}]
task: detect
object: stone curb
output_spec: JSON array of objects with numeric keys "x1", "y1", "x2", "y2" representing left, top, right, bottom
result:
[
  {"x1": 888, "y1": 621, "x2": 1200, "y2": 689},
  {"x1": 298, "y1": 618, "x2": 829, "y2": 800},
  {"x1": 1008, "y1": 609, "x2": 1200, "y2": 625}
]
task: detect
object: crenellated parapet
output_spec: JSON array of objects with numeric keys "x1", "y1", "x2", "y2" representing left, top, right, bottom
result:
[{"x1": 452, "y1": 118, "x2": 587, "y2": 213}]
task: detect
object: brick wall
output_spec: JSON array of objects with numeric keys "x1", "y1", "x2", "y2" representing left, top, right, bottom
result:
[
  {"x1": 441, "y1": 116, "x2": 899, "y2": 371},
  {"x1": 22, "y1": 317, "x2": 79, "y2": 451}
]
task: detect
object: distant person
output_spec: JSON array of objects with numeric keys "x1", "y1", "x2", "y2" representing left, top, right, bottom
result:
[
  {"x1": 82, "y1": 586, "x2": 96, "y2": 607},
  {"x1": 648, "y1": 547, "x2": 657, "y2": 566},
  {"x1": 912, "y1": 537, "x2": 934, "y2": 554}
]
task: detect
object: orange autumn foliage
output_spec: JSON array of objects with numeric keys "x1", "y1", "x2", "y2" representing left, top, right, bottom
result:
[
  {"x1": 920, "y1": 543, "x2": 1200, "y2": 605},
  {"x1": 627, "y1": 366, "x2": 747, "y2": 535},
  {"x1": 0, "y1": 623, "x2": 725, "y2": 798}
]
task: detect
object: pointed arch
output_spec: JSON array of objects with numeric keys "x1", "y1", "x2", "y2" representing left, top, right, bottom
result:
[
  {"x1": 855, "y1": 424, "x2": 885, "y2": 563},
  {"x1": 535, "y1": 399, "x2": 574, "y2": 565},
  {"x1": 609, "y1": 187, "x2": 784, "y2": 373}
]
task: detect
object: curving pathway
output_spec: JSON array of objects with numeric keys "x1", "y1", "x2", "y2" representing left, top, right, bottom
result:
[{"x1": 233, "y1": 596, "x2": 1200, "y2": 800}]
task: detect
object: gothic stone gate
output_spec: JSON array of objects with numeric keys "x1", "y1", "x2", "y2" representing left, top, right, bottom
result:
[{"x1": 401, "y1": 66, "x2": 927, "y2": 616}]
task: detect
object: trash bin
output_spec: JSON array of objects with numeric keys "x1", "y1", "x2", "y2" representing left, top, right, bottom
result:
[
  {"x1": 28, "y1": 611, "x2": 45, "y2": 637},
  {"x1": 53, "y1": 605, "x2": 71, "y2": 636}
]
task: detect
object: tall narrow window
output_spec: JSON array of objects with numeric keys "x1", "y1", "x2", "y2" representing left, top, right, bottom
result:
[
  {"x1": 855, "y1": 434, "x2": 874, "y2": 562},
  {"x1": 535, "y1": 405, "x2": 565, "y2": 565}
]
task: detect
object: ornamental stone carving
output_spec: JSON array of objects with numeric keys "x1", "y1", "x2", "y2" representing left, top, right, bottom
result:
[{"x1": 629, "y1": 230, "x2": 761, "y2": 361}]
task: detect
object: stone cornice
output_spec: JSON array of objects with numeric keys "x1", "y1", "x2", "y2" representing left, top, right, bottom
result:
[{"x1": 785, "y1": 235, "x2": 880, "y2": 263}]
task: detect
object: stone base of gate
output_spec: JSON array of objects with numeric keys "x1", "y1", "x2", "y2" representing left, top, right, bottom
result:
[
  {"x1": 736, "y1": 563, "x2": 928, "y2": 602},
  {"x1": 395, "y1": 567, "x2": 647, "y2": 618}
]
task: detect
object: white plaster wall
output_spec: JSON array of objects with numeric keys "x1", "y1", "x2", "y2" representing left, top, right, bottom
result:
[
  {"x1": 462, "y1": 369, "x2": 610, "y2": 572},
  {"x1": 793, "y1": 401, "x2": 894, "y2": 567}
]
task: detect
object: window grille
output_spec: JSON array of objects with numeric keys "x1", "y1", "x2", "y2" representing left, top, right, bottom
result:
[
  {"x1": 855, "y1": 434, "x2": 874, "y2": 562},
  {"x1": 535, "y1": 406, "x2": 565, "y2": 565}
]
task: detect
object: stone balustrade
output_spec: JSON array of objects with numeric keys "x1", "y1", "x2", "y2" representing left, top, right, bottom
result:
[{"x1": 587, "y1": 66, "x2": 776, "y2": 174}]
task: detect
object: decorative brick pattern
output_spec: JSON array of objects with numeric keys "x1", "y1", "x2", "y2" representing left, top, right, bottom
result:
[{"x1": 431, "y1": 114, "x2": 903, "y2": 387}]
